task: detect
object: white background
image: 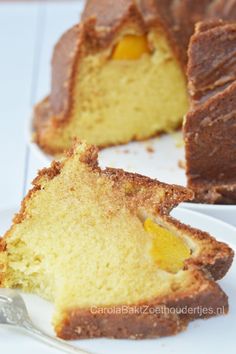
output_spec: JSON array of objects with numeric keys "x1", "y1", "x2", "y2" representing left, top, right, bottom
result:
[{"x1": 0, "y1": 0, "x2": 84, "y2": 211}]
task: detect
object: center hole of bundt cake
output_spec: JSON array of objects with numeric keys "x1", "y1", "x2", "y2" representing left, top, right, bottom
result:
[{"x1": 144, "y1": 218, "x2": 190, "y2": 273}]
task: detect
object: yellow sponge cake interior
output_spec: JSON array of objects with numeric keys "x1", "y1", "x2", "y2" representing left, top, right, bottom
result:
[
  {"x1": 35, "y1": 22, "x2": 189, "y2": 154},
  {"x1": 71, "y1": 31, "x2": 188, "y2": 145}
]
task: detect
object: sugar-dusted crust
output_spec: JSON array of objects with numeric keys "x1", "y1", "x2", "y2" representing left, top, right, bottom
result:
[
  {"x1": 187, "y1": 21, "x2": 236, "y2": 106},
  {"x1": 0, "y1": 142, "x2": 233, "y2": 339},
  {"x1": 163, "y1": 0, "x2": 214, "y2": 64},
  {"x1": 184, "y1": 21, "x2": 236, "y2": 203},
  {"x1": 164, "y1": 214, "x2": 234, "y2": 280},
  {"x1": 56, "y1": 270, "x2": 228, "y2": 339},
  {"x1": 10, "y1": 142, "x2": 193, "y2": 228}
]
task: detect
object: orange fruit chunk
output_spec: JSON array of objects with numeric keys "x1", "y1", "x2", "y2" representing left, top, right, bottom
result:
[
  {"x1": 144, "y1": 218, "x2": 190, "y2": 273},
  {"x1": 112, "y1": 35, "x2": 150, "y2": 60}
]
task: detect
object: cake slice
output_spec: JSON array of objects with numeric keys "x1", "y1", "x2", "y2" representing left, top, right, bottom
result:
[
  {"x1": 0, "y1": 141, "x2": 233, "y2": 339},
  {"x1": 184, "y1": 21, "x2": 236, "y2": 203}
]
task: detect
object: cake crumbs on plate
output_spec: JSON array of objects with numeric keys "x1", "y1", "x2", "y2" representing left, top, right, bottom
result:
[
  {"x1": 178, "y1": 160, "x2": 186, "y2": 169},
  {"x1": 170, "y1": 131, "x2": 184, "y2": 148},
  {"x1": 146, "y1": 146, "x2": 155, "y2": 153}
]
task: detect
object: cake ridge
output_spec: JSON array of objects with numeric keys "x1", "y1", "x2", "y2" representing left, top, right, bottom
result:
[{"x1": 184, "y1": 19, "x2": 236, "y2": 203}]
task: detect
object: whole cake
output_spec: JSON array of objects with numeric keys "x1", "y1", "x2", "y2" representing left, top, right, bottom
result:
[
  {"x1": 0, "y1": 142, "x2": 233, "y2": 339},
  {"x1": 184, "y1": 20, "x2": 236, "y2": 203}
]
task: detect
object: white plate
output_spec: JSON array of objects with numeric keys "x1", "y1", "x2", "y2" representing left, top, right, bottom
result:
[
  {"x1": 29, "y1": 127, "x2": 236, "y2": 226},
  {"x1": 0, "y1": 207, "x2": 236, "y2": 354}
]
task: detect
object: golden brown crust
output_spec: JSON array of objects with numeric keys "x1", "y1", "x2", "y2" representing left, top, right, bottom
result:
[
  {"x1": 34, "y1": 24, "x2": 84, "y2": 155},
  {"x1": 34, "y1": 24, "x2": 84, "y2": 145},
  {"x1": 56, "y1": 271, "x2": 228, "y2": 339},
  {"x1": 58, "y1": 306, "x2": 188, "y2": 339},
  {"x1": 164, "y1": 215, "x2": 234, "y2": 280},
  {"x1": 50, "y1": 25, "x2": 83, "y2": 122},
  {"x1": 187, "y1": 21, "x2": 236, "y2": 106},
  {"x1": 184, "y1": 21, "x2": 236, "y2": 203},
  {"x1": 82, "y1": 0, "x2": 143, "y2": 29},
  {"x1": 103, "y1": 166, "x2": 193, "y2": 215}
]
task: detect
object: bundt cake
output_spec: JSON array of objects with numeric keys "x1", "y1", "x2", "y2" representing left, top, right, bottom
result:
[
  {"x1": 0, "y1": 141, "x2": 233, "y2": 339},
  {"x1": 184, "y1": 20, "x2": 236, "y2": 204}
]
